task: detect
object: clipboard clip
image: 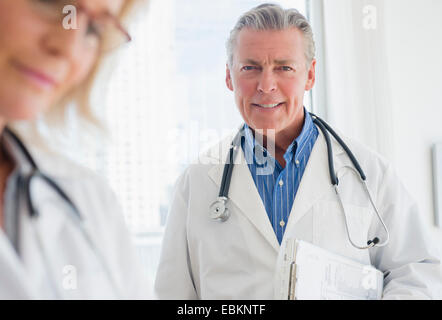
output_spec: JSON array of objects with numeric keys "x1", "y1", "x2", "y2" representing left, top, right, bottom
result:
[{"x1": 288, "y1": 261, "x2": 297, "y2": 300}]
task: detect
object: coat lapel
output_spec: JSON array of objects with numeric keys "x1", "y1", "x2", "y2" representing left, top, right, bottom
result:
[
  {"x1": 208, "y1": 138, "x2": 280, "y2": 252},
  {"x1": 285, "y1": 129, "x2": 346, "y2": 230},
  {"x1": 0, "y1": 231, "x2": 37, "y2": 298}
]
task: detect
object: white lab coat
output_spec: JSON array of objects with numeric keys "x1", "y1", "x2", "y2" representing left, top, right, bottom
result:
[
  {"x1": 0, "y1": 132, "x2": 150, "y2": 299},
  {"x1": 155, "y1": 129, "x2": 442, "y2": 300}
]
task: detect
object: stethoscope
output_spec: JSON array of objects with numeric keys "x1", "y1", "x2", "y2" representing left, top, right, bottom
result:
[
  {"x1": 209, "y1": 113, "x2": 390, "y2": 250},
  {"x1": 3, "y1": 127, "x2": 120, "y2": 297}
]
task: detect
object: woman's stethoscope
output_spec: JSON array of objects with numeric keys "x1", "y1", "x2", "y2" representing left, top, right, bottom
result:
[
  {"x1": 209, "y1": 113, "x2": 390, "y2": 250},
  {"x1": 3, "y1": 127, "x2": 119, "y2": 297}
]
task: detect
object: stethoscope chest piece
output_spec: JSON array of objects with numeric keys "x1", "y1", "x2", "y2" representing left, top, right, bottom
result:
[{"x1": 210, "y1": 197, "x2": 230, "y2": 222}]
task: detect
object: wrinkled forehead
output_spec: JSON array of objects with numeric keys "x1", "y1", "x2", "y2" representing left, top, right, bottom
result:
[
  {"x1": 236, "y1": 27, "x2": 304, "y2": 45},
  {"x1": 234, "y1": 28, "x2": 306, "y2": 60}
]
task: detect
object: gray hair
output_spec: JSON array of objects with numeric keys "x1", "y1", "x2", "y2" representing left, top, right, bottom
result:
[{"x1": 226, "y1": 3, "x2": 316, "y2": 67}]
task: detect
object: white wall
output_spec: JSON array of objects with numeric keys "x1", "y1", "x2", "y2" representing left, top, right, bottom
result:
[
  {"x1": 320, "y1": 0, "x2": 442, "y2": 241},
  {"x1": 383, "y1": 0, "x2": 442, "y2": 240}
]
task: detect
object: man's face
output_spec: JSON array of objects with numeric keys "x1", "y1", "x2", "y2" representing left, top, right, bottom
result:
[{"x1": 226, "y1": 27, "x2": 316, "y2": 134}]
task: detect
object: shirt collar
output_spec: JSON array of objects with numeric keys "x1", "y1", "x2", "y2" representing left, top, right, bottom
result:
[
  {"x1": 243, "y1": 107, "x2": 316, "y2": 165},
  {"x1": 242, "y1": 124, "x2": 266, "y2": 167},
  {"x1": 290, "y1": 109, "x2": 316, "y2": 163}
]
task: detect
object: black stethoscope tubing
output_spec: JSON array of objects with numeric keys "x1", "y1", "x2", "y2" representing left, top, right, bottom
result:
[
  {"x1": 312, "y1": 114, "x2": 366, "y2": 184},
  {"x1": 4, "y1": 127, "x2": 81, "y2": 219},
  {"x1": 218, "y1": 131, "x2": 242, "y2": 198}
]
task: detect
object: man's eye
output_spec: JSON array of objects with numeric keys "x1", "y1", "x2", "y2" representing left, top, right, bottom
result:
[
  {"x1": 242, "y1": 66, "x2": 258, "y2": 71},
  {"x1": 280, "y1": 66, "x2": 294, "y2": 71},
  {"x1": 35, "y1": 0, "x2": 59, "y2": 3},
  {"x1": 34, "y1": 0, "x2": 63, "y2": 9}
]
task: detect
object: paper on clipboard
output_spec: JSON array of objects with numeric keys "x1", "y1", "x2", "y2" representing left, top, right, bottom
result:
[{"x1": 275, "y1": 239, "x2": 384, "y2": 300}]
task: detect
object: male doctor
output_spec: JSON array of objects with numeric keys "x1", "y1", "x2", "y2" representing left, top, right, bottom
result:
[{"x1": 155, "y1": 4, "x2": 442, "y2": 299}]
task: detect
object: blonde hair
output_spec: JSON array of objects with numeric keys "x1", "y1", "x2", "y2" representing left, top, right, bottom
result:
[{"x1": 47, "y1": 0, "x2": 142, "y2": 126}]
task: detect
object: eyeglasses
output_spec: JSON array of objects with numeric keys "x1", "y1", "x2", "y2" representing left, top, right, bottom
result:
[{"x1": 27, "y1": 0, "x2": 132, "y2": 53}]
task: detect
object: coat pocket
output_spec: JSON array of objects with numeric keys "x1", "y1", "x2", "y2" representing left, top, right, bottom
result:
[{"x1": 312, "y1": 201, "x2": 373, "y2": 264}]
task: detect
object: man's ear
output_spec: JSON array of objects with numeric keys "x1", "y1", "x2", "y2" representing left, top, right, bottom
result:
[
  {"x1": 305, "y1": 59, "x2": 316, "y2": 91},
  {"x1": 226, "y1": 64, "x2": 234, "y2": 91}
]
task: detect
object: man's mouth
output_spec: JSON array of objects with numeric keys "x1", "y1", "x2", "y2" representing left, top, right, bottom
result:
[{"x1": 252, "y1": 102, "x2": 284, "y2": 109}]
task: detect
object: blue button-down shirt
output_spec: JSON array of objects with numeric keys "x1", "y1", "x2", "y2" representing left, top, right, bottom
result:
[{"x1": 241, "y1": 110, "x2": 319, "y2": 244}]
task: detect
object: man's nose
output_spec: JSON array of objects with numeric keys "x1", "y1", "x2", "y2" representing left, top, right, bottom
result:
[{"x1": 257, "y1": 69, "x2": 277, "y2": 93}]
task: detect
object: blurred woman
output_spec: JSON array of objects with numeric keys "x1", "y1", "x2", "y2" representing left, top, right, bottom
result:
[{"x1": 0, "y1": 0, "x2": 149, "y2": 299}]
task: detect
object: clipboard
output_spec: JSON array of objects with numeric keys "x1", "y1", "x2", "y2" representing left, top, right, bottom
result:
[{"x1": 275, "y1": 239, "x2": 384, "y2": 300}]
